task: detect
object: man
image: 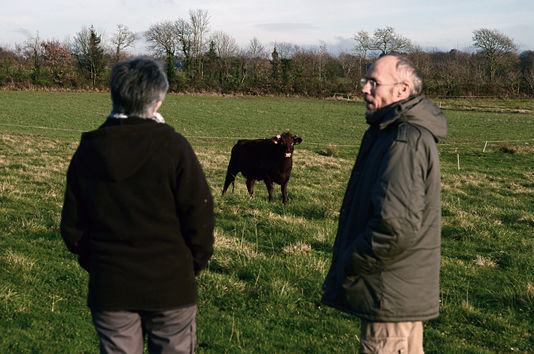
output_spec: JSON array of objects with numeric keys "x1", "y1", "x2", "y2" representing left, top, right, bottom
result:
[
  {"x1": 322, "y1": 55, "x2": 448, "y2": 353},
  {"x1": 61, "y1": 58, "x2": 214, "y2": 353}
]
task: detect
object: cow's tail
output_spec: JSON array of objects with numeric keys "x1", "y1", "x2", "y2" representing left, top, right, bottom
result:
[{"x1": 222, "y1": 150, "x2": 239, "y2": 195}]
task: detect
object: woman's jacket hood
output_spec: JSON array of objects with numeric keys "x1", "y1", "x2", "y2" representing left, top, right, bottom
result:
[{"x1": 76, "y1": 119, "x2": 169, "y2": 182}]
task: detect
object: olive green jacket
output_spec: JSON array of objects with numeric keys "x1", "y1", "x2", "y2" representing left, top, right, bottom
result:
[{"x1": 322, "y1": 95, "x2": 448, "y2": 322}]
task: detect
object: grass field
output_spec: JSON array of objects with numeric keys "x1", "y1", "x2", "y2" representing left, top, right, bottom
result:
[{"x1": 1, "y1": 91, "x2": 533, "y2": 353}]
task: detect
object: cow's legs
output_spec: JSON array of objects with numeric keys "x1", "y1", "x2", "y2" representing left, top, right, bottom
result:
[
  {"x1": 281, "y1": 182, "x2": 288, "y2": 204},
  {"x1": 222, "y1": 156, "x2": 239, "y2": 195},
  {"x1": 222, "y1": 172, "x2": 236, "y2": 195},
  {"x1": 246, "y1": 178, "x2": 255, "y2": 197},
  {"x1": 264, "y1": 178, "x2": 274, "y2": 202}
]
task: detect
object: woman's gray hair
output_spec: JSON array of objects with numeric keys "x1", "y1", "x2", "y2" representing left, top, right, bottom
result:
[
  {"x1": 110, "y1": 58, "x2": 169, "y2": 118},
  {"x1": 394, "y1": 55, "x2": 423, "y2": 96}
]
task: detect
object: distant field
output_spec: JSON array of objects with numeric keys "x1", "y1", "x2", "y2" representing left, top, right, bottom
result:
[{"x1": 1, "y1": 91, "x2": 533, "y2": 352}]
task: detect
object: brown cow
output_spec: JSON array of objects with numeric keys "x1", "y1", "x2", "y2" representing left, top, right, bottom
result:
[{"x1": 222, "y1": 132, "x2": 302, "y2": 203}]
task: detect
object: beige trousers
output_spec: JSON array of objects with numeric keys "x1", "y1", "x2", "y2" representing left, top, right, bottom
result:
[{"x1": 359, "y1": 320, "x2": 424, "y2": 354}]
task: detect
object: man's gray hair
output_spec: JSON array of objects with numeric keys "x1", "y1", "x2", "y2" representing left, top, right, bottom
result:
[
  {"x1": 394, "y1": 55, "x2": 423, "y2": 96},
  {"x1": 110, "y1": 58, "x2": 169, "y2": 118}
]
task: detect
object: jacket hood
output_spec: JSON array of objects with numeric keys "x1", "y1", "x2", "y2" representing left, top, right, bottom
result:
[
  {"x1": 76, "y1": 119, "x2": 171, "y2": 182},
  {"x1": 366, "y1": 95, "x2": 449, "y2": 142}
]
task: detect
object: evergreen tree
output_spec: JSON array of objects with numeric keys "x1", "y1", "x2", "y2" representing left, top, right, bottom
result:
[
  {"x1": 73, "y1": 25, "x2": 106, "y2": 88},
  {"x1": 165, "y1": 52, "x2": 176, "y2": 86},
  {"x1": 271, "y1": 47, "x2": 280, "y2": 88}
]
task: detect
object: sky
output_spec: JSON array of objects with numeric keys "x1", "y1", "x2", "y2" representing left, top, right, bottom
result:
[{"x1": 1, "y1": 0, "x2": 533, "y2": 55}]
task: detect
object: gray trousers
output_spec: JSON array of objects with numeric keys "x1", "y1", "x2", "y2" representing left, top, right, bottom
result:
[{"x1": 91, "y1": 304, "x2": 197, "y2": 354}]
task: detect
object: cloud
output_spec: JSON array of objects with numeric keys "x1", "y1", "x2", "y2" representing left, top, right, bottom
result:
[
  {"x1": 13, "y1": 28, "x2": 33, "y2": 38},
  {"x1": 327, "y1": 36, "x2": 354, "y2": 54},
  {"x1": 255, "y1": 23, "x2": 318, "y2": 33}
]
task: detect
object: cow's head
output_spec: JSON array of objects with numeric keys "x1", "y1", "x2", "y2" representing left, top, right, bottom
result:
[{"x1": 271, "y1": 132, "x2": 302, "y2": 158}]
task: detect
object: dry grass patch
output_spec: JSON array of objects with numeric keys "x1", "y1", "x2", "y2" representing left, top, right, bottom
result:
[
  {"x1": 527, "y1": 282, "x2": 534, "y2": 299},
  {"x1": 4, "y1": 250, "x2": 36, "y2": 273},
  {"x1": 282, "y1": 241, "x2": 312, "y2": 255},
  {"x1": 1, "y1": 133, "x2": 72, "y2": 178},
  {"x1": 496, "y1": 143, "x2": 534, "y2": 155},
  {"x1": 505, "y1": 181, "x2": 533, "y2": 194},
  {"x1": 267, "y1": 212, "x2": 306, "y2": 226},
  {"x1": 0, "y1": 286, "x2": 25, "y2": 312},
  {"x1": 201, "y1": 272, "x2": 247, "y2": 297},
  {"x1": 312, "y1": 228, "x2": 331, "y2": 244},
  {"x1": 441, "y1": 172, "x2": 502, "y2": 193},
  {"x1": 474, "y1": 255, "x2": 497, "y2": 268},
  {"x1": 196, "y1": 150, "x2": 229, "y2": 170},
  {"x1": 213, "y1": 228, "x2": 258, "y2": 253},
  {"x1": 517, "y1": 215, "x2": 534, "y2": 227},
  {"x1": 294, "y1": 149, "x2": 348, "y2": 170}
]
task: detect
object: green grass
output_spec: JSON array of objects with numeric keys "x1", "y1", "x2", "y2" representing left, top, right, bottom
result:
[{"x1": 1, "y1": 91, "x2": 533, "y2": 352}]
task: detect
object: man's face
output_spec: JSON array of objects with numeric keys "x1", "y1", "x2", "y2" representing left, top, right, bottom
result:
[{"x1": 361, "y1": 56, "x2": 405, "y2": 113}]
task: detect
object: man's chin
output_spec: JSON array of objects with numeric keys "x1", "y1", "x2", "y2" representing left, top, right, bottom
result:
[{"x1": 364, "y1": 101, "x2": 376, "y2": 112}]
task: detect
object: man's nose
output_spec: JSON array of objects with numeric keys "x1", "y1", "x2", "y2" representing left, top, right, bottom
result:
[{"x1": 361, "y1": 82, "x2": 371, "y2": 94}]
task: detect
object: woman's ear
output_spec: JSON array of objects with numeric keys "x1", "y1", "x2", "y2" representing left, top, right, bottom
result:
[{"x1": 154, "y1": 100, "x2": 163, "y2": 114}]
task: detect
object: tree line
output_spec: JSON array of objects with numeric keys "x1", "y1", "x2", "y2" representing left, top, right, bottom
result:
[{"x1": 1, "y1": 9, "x2": 533, "y2": 98}]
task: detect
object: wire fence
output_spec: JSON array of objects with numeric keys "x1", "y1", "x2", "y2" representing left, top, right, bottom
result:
[{"x1": 1, "y1": 123, "x2": 533, "y2": 150}]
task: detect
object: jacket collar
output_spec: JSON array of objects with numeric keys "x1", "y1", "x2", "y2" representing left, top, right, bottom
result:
[
  {"x1": 365, "y1": 96, "x2": 423, "y2": 129},
  {"x1": 365, "y1": 95, "x2": 449, "y2": 142}
]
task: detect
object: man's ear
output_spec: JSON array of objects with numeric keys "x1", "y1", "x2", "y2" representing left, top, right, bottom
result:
[{"x1": 397, "y1": 83, "x2": 411, "y2": 100}]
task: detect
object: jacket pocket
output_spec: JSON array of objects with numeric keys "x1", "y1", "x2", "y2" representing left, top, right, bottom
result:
[{"x1": 343, "y1": 276, "x2": 381, "y2": 314}]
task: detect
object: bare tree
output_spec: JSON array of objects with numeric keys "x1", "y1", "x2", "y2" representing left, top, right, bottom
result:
[
  {"x1": 208, "y1": 31, "x2": 240, "y2": 81},
  {"x1": 189, "y1": 9, "x2": 210, "y2": 57},
  {"x1": 145, "y1": 21, "x2": 181, "y2": 81},
  {"x1": 145, "y1": 11, "x2": 210, "y2": 83},
  {"x1": 245, "y1": 37, "x2": 269, "y2": 86},
  {"x1": 246, "y1": 37, "x2": 268, "y2": 59},
  {"x1": 0, "y1": 47, "x2": 22, "y2": 80},
  {"x1": 111, "y1": 24, "x2": 136, "y2": 63},
  {"x1": 72, "y1": 27, "x2": 90, "y2": 55},
  {"x1": 353, "y1": 30, "x2": 372, "y2": 79},
  {"x1": 189, "y1": 9, "x2": 210, "y2": 78},
  {"x1": 274, "y1": 42, "x2": 298, "y2": 59},
  {"x1": 372, "y1": 27, "x2": 413, "y2": 56},
  {"x1": 173, "y1": 18, "x2": 193, "y2": 77},
  {"x1": 353, "y1": 27, "x2": 413, "y2": 81},
  {"x1": 408, "y1": 47, "x2": 431, "y2": 78},
  {"x1": 339, "y1": 52, "x2": 358, "y2": 89},
  {"x1": 23, "y1": 33, "x2": 43, "y2": 84},
  {"x1": 472, "y1": 28, "x2": 518, "y2": 82},
  {"x1": 317, "y1": 44, "x2": 330, "y2": 80},
  {"x1": 145, "y1": 21, "x2": 180, "y2": 57},
  {"x1": 210, "y1": 31, "x2": 239, "y2": 58}
]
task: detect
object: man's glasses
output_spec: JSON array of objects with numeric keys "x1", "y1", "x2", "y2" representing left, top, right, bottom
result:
[{"x1": 360, "y1": 78, "x2": 404, "y2": 90}]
